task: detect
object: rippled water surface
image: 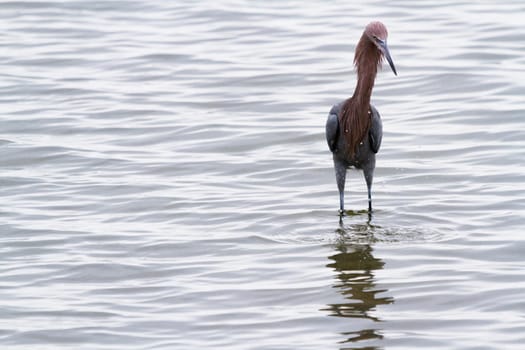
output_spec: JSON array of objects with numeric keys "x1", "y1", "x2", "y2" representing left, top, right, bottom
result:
[{"x1": 1, "y1": 1, "x2": 525, "y2": 349}]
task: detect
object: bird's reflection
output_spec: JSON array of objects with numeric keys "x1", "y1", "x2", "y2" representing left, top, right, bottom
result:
[{"x1": 323, "y1": 217, "x2": 394, "y2": 348}]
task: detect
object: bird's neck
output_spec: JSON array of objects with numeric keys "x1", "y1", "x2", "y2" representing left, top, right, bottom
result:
[
  {"x1": 352, "y1": 67, "x2": 376, "y2": 109},
  {"x1": 351, "y1": 36, "x2": 380, "y2": 111},
  {"x1": 339, "y1": 35, "x2": 382, "y2": 157}
]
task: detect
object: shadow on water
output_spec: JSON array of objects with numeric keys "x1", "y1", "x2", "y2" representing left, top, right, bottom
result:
[{"x1": 322, "y1": 215, "x2": 394, "y2": 349}]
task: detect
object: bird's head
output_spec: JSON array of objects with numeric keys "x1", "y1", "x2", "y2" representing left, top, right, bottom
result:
[{"x1": 365, "y1": 21, "x2": 397, "y2": 76}]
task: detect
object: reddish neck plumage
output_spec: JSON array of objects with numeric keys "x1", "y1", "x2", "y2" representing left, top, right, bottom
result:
[
  {"x1": 353, "y1": 35, "x2": 380, "y2": 106},
  {"x1": 340, "y1": 33, "x2": 382, "y2": 156}
]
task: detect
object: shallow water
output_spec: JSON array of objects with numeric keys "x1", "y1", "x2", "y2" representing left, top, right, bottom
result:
[{"x1": 1, "y1": 1, "x2": 525, "y2": 349}]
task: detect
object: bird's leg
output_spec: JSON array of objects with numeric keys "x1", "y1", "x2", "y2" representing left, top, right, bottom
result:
[
  {"x1": 334, "y1": 160, "x2": 347, "y2": 214},
  {"x1": 363, "y1": 167, "x2": 374, "y2": 213},
  {"x1": 367, "y1": 186, "x2": 372, "y2": 212}
]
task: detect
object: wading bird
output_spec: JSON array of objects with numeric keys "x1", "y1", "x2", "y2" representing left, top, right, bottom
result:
[{"x1": 325, "y1": 21, "x2": 397, "y2": 214}]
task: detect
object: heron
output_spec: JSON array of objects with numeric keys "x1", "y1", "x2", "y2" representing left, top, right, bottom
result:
[{"x1": 325, "y1": 21, "x2": 397, "y2": 214}]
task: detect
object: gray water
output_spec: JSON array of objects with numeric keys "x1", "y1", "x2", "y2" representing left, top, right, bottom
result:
[{"x1": 1, "y1": 1, "x2": 525, "y2": 349}]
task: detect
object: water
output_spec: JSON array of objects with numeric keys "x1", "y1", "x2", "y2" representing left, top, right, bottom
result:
[{"x1": 1, "y1": 1, "x2": 525, "y2": 349}]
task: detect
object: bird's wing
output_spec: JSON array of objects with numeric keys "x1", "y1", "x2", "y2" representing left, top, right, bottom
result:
[
  {"x1": 368, "y1": 105, "x2": 383, "y2": 154},
  {"x1": 326, "y1": 104, "x2": 341, "y2": 153}
]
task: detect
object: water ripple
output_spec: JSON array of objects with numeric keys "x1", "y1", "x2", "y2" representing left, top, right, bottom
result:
[{"x1": 1, "y1": 1, "x2": 525, "y2": 349}]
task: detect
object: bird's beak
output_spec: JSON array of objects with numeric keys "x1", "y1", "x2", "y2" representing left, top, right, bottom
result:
[{"x1": 379, "y1": 41, "x2": 397, "y2": 76}]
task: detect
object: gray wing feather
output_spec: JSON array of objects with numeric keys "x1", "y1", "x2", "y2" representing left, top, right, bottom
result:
[
  {"x1": 368, "y1": 105, "x2": 383, "y2": 154},
  {"x1": 326, "y1": 107, "x2": 340, "y2": 153}
]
